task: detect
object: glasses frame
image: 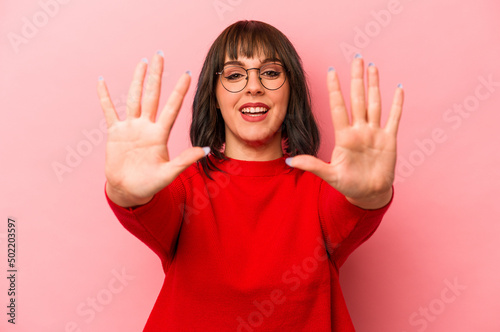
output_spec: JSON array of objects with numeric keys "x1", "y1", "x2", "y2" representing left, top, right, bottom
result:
[{"x1": 216, "y1": 63, "x2": 288, "y2": 93}]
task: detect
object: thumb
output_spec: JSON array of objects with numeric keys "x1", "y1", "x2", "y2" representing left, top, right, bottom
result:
[
  {"x1": 163, "y1": 146, "x2": 210, "y2": 180},
  {"x1": 286, "y1": 155, "x2": 334, "y2": 182}
]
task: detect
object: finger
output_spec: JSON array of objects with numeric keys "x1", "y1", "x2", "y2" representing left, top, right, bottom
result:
[
  {"x1": 97, "y1": 77, "x2": 119, "y2": 127},
  {"x1": 161, "y1": 146, "x2": 210, "y2": 180},
  {"x1": 327, "y1": 67, "x2": 349, "y2": 130},
  {"x1": 157, "y1": 72, "x2": 191, "y2": 133},
  {"x1": 126, "y1": 58, "x2": 148, "y2": 118},
  {"x1": 385, "y1": 84, "x2": 404, "y2": 136},
  {"x1": 367, "y1": 63, "x2": 381, "y2": 126},
  {"x1": 142, "y1": 52, "x2": 164, "y2": 121},
  {"x1": 350, "y1": 56, "x2": 366, "y2": 125},
  {"x1": 286, "y1": 155, "x2": 335, "y2": 183}
]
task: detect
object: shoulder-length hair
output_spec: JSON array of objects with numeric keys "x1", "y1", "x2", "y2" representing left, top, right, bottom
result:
[{"x1": 190, "y1": 20, "x2": 320, "y2": 178}]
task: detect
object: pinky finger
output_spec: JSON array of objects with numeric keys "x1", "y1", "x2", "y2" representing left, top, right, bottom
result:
[
  {"x1": 97, "y1": 77, "x2": 119, "y2": 127},
  {"x1": 385, "y1": 84, "x2": 404, "y2": 136}
]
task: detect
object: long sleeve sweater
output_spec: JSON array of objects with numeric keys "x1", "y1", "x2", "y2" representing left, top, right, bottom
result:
[{"x1": 106, "y1": 154, "x2": 391, "y2": 331}]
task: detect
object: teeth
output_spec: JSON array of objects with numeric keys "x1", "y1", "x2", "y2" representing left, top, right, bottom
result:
[{"x1": 241, "y1": 107, "x2": 268, "y2": 114}]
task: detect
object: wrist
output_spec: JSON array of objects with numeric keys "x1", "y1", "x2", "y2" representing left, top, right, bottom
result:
[
  {"x1": 105, "y1": 182, "x2": 154, "y2": 208},
  {"x1": 346, "y1": 187, "x2": 393, "y2": 210}
]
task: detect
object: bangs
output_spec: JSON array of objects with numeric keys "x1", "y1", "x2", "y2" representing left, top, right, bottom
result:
[{"x1": 221, "y1": 21, "x2": 283, "y2": 63}]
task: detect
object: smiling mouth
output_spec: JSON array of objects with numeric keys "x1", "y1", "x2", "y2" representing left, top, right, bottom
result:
[{"x1": 240, "y1": 107, "x2": 269, "y2": 117}]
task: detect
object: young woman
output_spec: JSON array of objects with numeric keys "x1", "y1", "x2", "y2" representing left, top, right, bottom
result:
[{"x1": 97, "y1": 20, "x2": 403, "y2": 331}]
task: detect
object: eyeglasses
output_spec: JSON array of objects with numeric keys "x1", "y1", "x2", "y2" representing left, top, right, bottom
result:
[{"x1": 216, "y1": 63, "x2": 287, "y2": 93}]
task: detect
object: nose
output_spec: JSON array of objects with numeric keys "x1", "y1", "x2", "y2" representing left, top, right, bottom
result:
[{"x1": 245, "y1": 68, "x2": 264, "y2": 95}]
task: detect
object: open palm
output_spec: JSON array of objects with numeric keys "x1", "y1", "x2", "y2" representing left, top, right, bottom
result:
[
  {"x1": 288, "y1": 57, "x2": 404, "y2": 209},
  {"x1": 97, "y1": 52, "x2": 208, "y2": 207}
]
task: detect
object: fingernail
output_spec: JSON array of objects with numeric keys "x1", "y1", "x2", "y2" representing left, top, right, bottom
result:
[
  {"x1": 354, "y1": 53, "x2": 362, "y2": 59},
  {"x1": 285, "y1": 157, "x2": 293, "y2": 167},
  {"x1": 368, "y1": 62, "x2": 375, "y2": 67},
  {"x1": 186, "y1": 70, "x2": 192, "y2": 76},
  {"x1": 328, "y1": 66, "x2": 335, "y2": 72},
  {"x1": 141, "y1": 57, "x2": 148, "y2": 64},
  {"x1": 157, "y1": 50, "x2": 164, "y2": 57},
  {"x1": 398, "y1": 83, "x2": 403, "y2": 89},
  {"x1": 98, "y1": 76, "x2": 104, "y2": 81},
  {"x1": 202, "y1": 146, "x2": 211, "y2": 156}
]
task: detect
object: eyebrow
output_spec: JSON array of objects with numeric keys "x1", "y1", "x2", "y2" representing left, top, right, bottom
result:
[{"x1": 223, "y1": 58, "x2": 282, "y2": 67}]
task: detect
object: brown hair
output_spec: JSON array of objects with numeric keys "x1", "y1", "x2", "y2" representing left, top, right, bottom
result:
[{"x1": 190, "y1": 20, "x2": 320, "y2": 178}]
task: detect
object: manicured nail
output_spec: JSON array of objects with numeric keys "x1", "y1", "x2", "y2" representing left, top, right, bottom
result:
[
  {"x1": 98, "y1": 76, "x2": 104, "y2": 81},
  {"x1": 397, "y1": 83, "x2": 403, "y2": 89},
  {"x1": 328, "y1": 66, "x2": 335, "y2": 72},
  {"x1": 141, "y1": 57, "x2": 148, "y2": 64},
  {"x1": 354, "y1": 53, "x2": 362, "y2": 59},
  {"x1": 368, "y1": 62, "x2": 375, "y2": 67},
  {"x1": 285, "y1": 157, "x2": 293, "y2": 167},
  {"x1": 157, "y1": 50, "x2": 164, "y2": 57},
  {"x1": 202, "y1": 146, "x2": 211, "y2": 156},
  {"x1": 186, "y1": 70, "x2": 192, "y2": 76}
]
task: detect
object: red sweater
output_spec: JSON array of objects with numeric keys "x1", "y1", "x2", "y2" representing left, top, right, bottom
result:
[{"x1": 106, "y1": 154, "x2": 391, "y2": 331}]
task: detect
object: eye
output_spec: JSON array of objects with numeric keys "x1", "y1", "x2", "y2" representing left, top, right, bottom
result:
[
  {"x1": 261, "y1": 70, "x2": 281, "y2": 79},
  {"x1": 222, "y1": 67, "x2": 246, "y2": 81},
  {"x1": 225, "y1": 73, "x2": 245, "y2": 81},
  {"x1": 260, "y1": 64, "x2": 283, "y2": 79}
]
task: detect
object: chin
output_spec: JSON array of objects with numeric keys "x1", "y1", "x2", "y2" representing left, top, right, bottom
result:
[{"x1": 241, "y1": 130, "x2": 280, "y2": 146}]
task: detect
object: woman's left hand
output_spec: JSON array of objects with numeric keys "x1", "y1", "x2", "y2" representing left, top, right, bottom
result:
[{"x1": 287, "y1": 56, "x2": 404, "y2": 209}]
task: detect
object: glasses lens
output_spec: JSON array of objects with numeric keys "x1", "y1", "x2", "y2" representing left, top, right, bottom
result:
[
  {"x1": 259, "y1": 63, "x2": 286, "y2": 90},
  {"x1": 220, "y1": 66, "x2": 247, "y2": 92},
  {"x1": 219, "y1": 63, "x2": 287, "y2": 92}
]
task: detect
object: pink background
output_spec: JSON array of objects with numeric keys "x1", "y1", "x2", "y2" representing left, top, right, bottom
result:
[{"x1": 1, "y1": 0, "x2": 499, "y2": 331}]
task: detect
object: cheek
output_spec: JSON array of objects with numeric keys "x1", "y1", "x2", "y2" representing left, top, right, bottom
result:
[
  {"x1": 216, "y1": 83, "x2": 235, "y2": 110},
  {"x1": 277, "y1": 85, "x2": 291, "y2": 113},
  {"x1": 215, "y1": 86, "x2": 238, "y2": 124},
  {"x1": 215, "y1": 83, "x2": 223, "y2": 108}
]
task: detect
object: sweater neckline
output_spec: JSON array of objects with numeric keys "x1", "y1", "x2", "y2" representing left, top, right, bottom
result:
[{"x1": 207, "y1": 154, "x2": 293, "y2": 177}]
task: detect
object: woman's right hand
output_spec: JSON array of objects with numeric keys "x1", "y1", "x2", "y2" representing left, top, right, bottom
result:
[{"x1": 97, "y1": 52, "x2": 209, "y2": 208}]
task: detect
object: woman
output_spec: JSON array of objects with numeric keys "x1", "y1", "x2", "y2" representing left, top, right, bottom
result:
[{"x1": 97, "y1": 20, "x2": 403, "y2": 331}]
